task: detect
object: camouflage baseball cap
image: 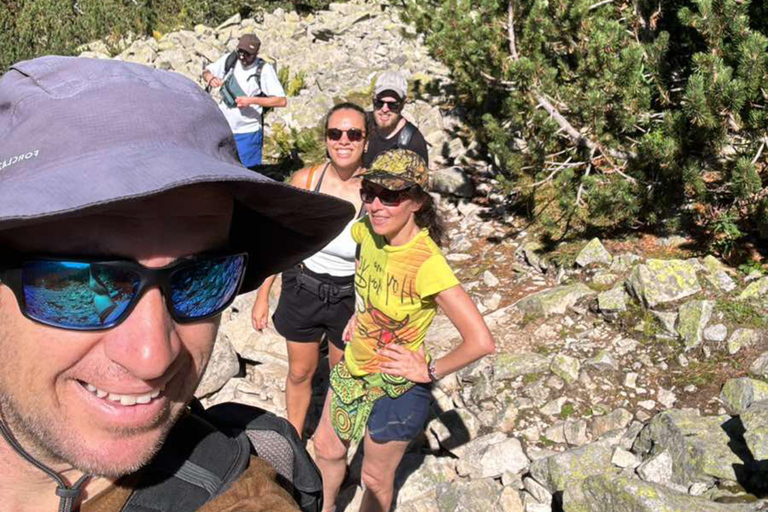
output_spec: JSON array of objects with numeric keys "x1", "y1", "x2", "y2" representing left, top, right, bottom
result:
[{"x1": 361, "y1": 149, "x2": 429, "y2": 191}]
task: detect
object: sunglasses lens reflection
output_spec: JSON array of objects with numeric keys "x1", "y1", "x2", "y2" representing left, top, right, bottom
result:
[
  {"x1": 22, "y1": 261, "x2": 140, "y2": 329},
  {"x1": 170, "y1": 254, "x2": 246, "y2": 320},
  {"x1": 18, "y1": 254, "x2": 246, "y2": 330}
]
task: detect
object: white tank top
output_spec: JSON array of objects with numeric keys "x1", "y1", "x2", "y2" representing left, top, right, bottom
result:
[
  {"x1": 303, "y1": 216, "x2": 358, "y2": 276},
  {"x1": 302, "y1": 163, "x2": 360, "y2": 277}
]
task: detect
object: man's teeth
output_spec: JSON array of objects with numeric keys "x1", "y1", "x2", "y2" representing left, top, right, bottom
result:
[{"x1": 84, "y1": 383, "x2": 162, "y2": 406}]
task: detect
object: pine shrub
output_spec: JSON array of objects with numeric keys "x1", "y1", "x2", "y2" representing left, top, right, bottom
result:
[{"x1": 404, "y1": 0, "x2": 768, "y2": 255}]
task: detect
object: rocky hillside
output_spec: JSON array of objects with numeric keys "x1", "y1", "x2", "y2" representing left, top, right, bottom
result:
[
  {"x1": 79, "y1": 0, "x2": 483, "y2": 190},
  {"x1": 78, "y1": 1, "x2": 768, "y2": 511}
]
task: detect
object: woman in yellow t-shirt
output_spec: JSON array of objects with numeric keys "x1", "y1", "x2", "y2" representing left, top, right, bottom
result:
[{"x1": 312, "y1": 149, "x2": 496, "y2": 512}]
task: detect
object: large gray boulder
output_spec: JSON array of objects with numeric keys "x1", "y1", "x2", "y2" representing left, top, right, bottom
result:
[
  {"x1": 598, "y1": 286, "x2": 629, "y2": 314},
  {"x1": 529, "y1": 441, "x2": 616, "y2": 497},
  {"x1": 430, "y1": 166, "x2": 475, "y2": 197},
  {"x1": 749, "y1": 352, "x2": 768, "y2": 379},
  {"x1": 515, "y1": 284, "x2": 595, "y2": 317},
  {"x1": 550, "y1": 353, "x2": 580, "y2": 384},
  {"x1": 720, "y1": 378, "x2": 768, "y2": 415},
  {"x1": 636, "y1": 409, "x2": 747, "y2": 486},
  {"x1": 195, "y1": 332, "x2": 240, "y2": 398},
  {"x1": 741, "y1": 400, "x2": 768, "y2": 461},
  {"x1": 435, "y1": 478, "x2": 504, "y2": 512},
  {"x1": 563, "y1": 474, "x2": 760, "y2": 512},
  {"x1": 738, "y1": 277, "x2": 768, "y2": 300},
  {"x1": 394, "y1": 454, "x2": 457, "y2": 507},
  {"x1": 575, "y1": 238, "x2": 612, "y2": 267},
  {"x1": 455, "y1": 434, "x2": 530, "y2": 479},
  {"x1": 676, "y1": 300, "x2": 714, "y2": 350},
  {"x1": 702, "y1": 255, "x2": 737, "y2": 292},
  {"x1": 626, "y1": 259, "x2": 701, "y2": 308},
  {"x1": 727, "y1": 328, "x2": 760, "y2": 355}
]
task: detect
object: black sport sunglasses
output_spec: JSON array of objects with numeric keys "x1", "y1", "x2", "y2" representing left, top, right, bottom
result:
[
  {"x1": 0, "y1": 252, "x2": 248, "y2": 331},
  {"x1": 360, "y1": 183, "x2": 413, "y2": 207},
  {"x1": 373, "y1": 99, "x2": 403, "y2": 112}
]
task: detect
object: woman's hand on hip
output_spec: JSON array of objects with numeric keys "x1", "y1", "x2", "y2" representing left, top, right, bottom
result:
[
  {"x1": 342, "y1": 314, "x2": 357, "y2": 343},
  {"x1": 379, "y1": 344, "x2": 431, "y2": 384}
]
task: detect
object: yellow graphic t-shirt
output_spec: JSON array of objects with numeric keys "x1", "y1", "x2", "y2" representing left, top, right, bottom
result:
[{"x1": 345, "y1": 218, "x2": 459, "y2": 377}]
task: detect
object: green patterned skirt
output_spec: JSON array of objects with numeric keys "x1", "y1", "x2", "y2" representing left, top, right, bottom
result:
[{"x1": 329, "y1": 361, "x2": 415, "y2": 442}]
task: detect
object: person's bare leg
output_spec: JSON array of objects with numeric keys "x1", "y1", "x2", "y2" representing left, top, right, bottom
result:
[
  {"x1": 328, "y1": 342, "x2": 344, "y2": 371},
  {"x1": 313, "y1": 389, "x2": 350, "y2": 512},
  {"x1": 358, "y1": 432, "x2": 409, "y2": 512},
  {"x1": 285, "y1": 340, "x2": 320, "y2": 438}
]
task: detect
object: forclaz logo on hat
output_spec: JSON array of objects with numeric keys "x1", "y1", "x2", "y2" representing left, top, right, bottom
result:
[{"x1": 0, "y1": 150, "x2": 40, "y2": 171}]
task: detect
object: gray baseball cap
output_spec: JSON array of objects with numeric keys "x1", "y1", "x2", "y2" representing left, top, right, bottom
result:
[
  {"x1": 374, "y1": 71, "x2": 408, "y2": 100},
  {"x1": 0, "y1": 56, "x2": 354, "y2": 293}
]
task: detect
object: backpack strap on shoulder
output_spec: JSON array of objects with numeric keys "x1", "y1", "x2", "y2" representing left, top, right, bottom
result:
[
  {"x1": 251, "y1": 57, "x2": 266, "y2": 86},
  {"x1": 121, "y1": 408, "x2": 250, "y2": 512},
  {"x1": 121, "y1": 401, "x2": 322, "y2": 512},
  {"x1": 224, "y1": 51, "x2": 238, "y2": 76},
  {"x1": 396, "y1": 122, "x2": 416, "y2": 149}
]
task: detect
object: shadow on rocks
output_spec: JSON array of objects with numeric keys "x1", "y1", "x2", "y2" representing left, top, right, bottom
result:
[{"x1": 723, "y1": 416, "x2": 768, "y2": 499}]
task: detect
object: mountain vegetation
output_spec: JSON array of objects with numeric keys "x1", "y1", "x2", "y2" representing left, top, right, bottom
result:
[
  {"x1": 0, "y1": 0, "x2": 343, "y2": 72},
  {"x1": 404, "y1": 0, "x2": 768, "y2": 258}
]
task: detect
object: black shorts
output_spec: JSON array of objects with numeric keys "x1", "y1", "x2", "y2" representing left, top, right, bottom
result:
[{"x1": 272, "y1": 266, "x2": 354, "y2": 350}]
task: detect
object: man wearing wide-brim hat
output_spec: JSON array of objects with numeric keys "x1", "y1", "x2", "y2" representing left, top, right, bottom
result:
[{"x1": 0, "y1": 55, "x2": 351, "y2": 512}]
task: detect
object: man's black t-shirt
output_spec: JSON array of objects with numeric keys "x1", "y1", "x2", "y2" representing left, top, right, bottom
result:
[{"x1": 363, "y1": 116, "x2": 429, "y2": 168}]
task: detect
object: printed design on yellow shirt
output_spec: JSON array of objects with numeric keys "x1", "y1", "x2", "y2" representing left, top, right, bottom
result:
[
  {"x1": 365, "y1": 298, "x2": 410, "y2": 350},
  {"x1": 355, "y1": 256, "x2": 418, "y2": 307},
  {"x1": 356, "y1": 299, "x2": 415, "y2": 383}
]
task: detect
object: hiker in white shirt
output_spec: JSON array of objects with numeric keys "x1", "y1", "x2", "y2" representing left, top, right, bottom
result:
[{"x1": 203, "y1": 34, "x2": 287, "y2": 168}]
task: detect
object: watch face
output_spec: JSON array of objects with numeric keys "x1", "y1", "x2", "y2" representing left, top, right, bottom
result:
[{"x1": 428, "y1": 362, "x2": 438, "y2": 382}]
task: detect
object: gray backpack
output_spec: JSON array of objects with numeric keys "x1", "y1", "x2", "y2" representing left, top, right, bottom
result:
[{"x1": 120, "y1": 400, "x2": 323, "y2": 512}]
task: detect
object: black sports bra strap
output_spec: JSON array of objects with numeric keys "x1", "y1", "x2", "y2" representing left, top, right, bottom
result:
[
  {"x1": 315, "y1": 162, "x2": 367, "y2": 219},
  {"x1": 313, "y1": 162, "x2": 331, "y2": 193}
]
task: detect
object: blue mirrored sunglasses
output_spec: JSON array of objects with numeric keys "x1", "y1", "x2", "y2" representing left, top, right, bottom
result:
[{"x1": 0, "y1": 252, "x2": 248, "y2": 331}]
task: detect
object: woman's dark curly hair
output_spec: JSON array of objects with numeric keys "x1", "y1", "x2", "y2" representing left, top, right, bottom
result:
[{"x1": 408, "y1": 186, "x2": 445, "y2": 247}]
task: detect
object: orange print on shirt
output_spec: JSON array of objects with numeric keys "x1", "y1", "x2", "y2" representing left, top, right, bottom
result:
[{"x1": 358, "y1": 299, "x2": 420, "y2": 373}]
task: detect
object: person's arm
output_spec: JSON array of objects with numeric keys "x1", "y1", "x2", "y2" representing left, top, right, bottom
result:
[
  {"x1": 378, "y1": 285, "x2": 495, "y2": 383},
  {"x1": 251, "y1": 62, "x2": 287, "y2": 108},
  {"x1": 236, "y1": 96, "x2": 287, "y2": 108},
  {"x1": 251, "y1": 166, "x2": 318, "y2": 330},
  {"x1": 202, "y1": 69, "x2": 223, "y2": 89},
  {"x1": 252, "y1": 274, "x2": 278, "y2": 331},
  {"x1": 202, "y1": 56, "x2": 227, "y2": 89}
]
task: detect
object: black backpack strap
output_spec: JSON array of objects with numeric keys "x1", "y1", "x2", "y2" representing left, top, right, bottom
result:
[
  {"x1": 223, "y1": 51, "x2": 238, "y2": 76},
  {"x1": 121, "y1": 408, "x2": 250, "y2": 512},
  {"x1": 250, "y1": 58, "x2": 266, "y2": 87},
  {"x1": 396, "y1": 122, "x2": 416, "y2": 149}
]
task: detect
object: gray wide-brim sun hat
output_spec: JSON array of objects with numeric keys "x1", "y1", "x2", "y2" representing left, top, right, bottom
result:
[{"x1": 0, "y1": 56, "x2": 354, "y2": 293}]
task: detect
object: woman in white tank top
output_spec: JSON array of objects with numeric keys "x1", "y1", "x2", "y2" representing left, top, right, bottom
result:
[{"x1": 251, "y1": 103, "x2": 366, "y2": 438}]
